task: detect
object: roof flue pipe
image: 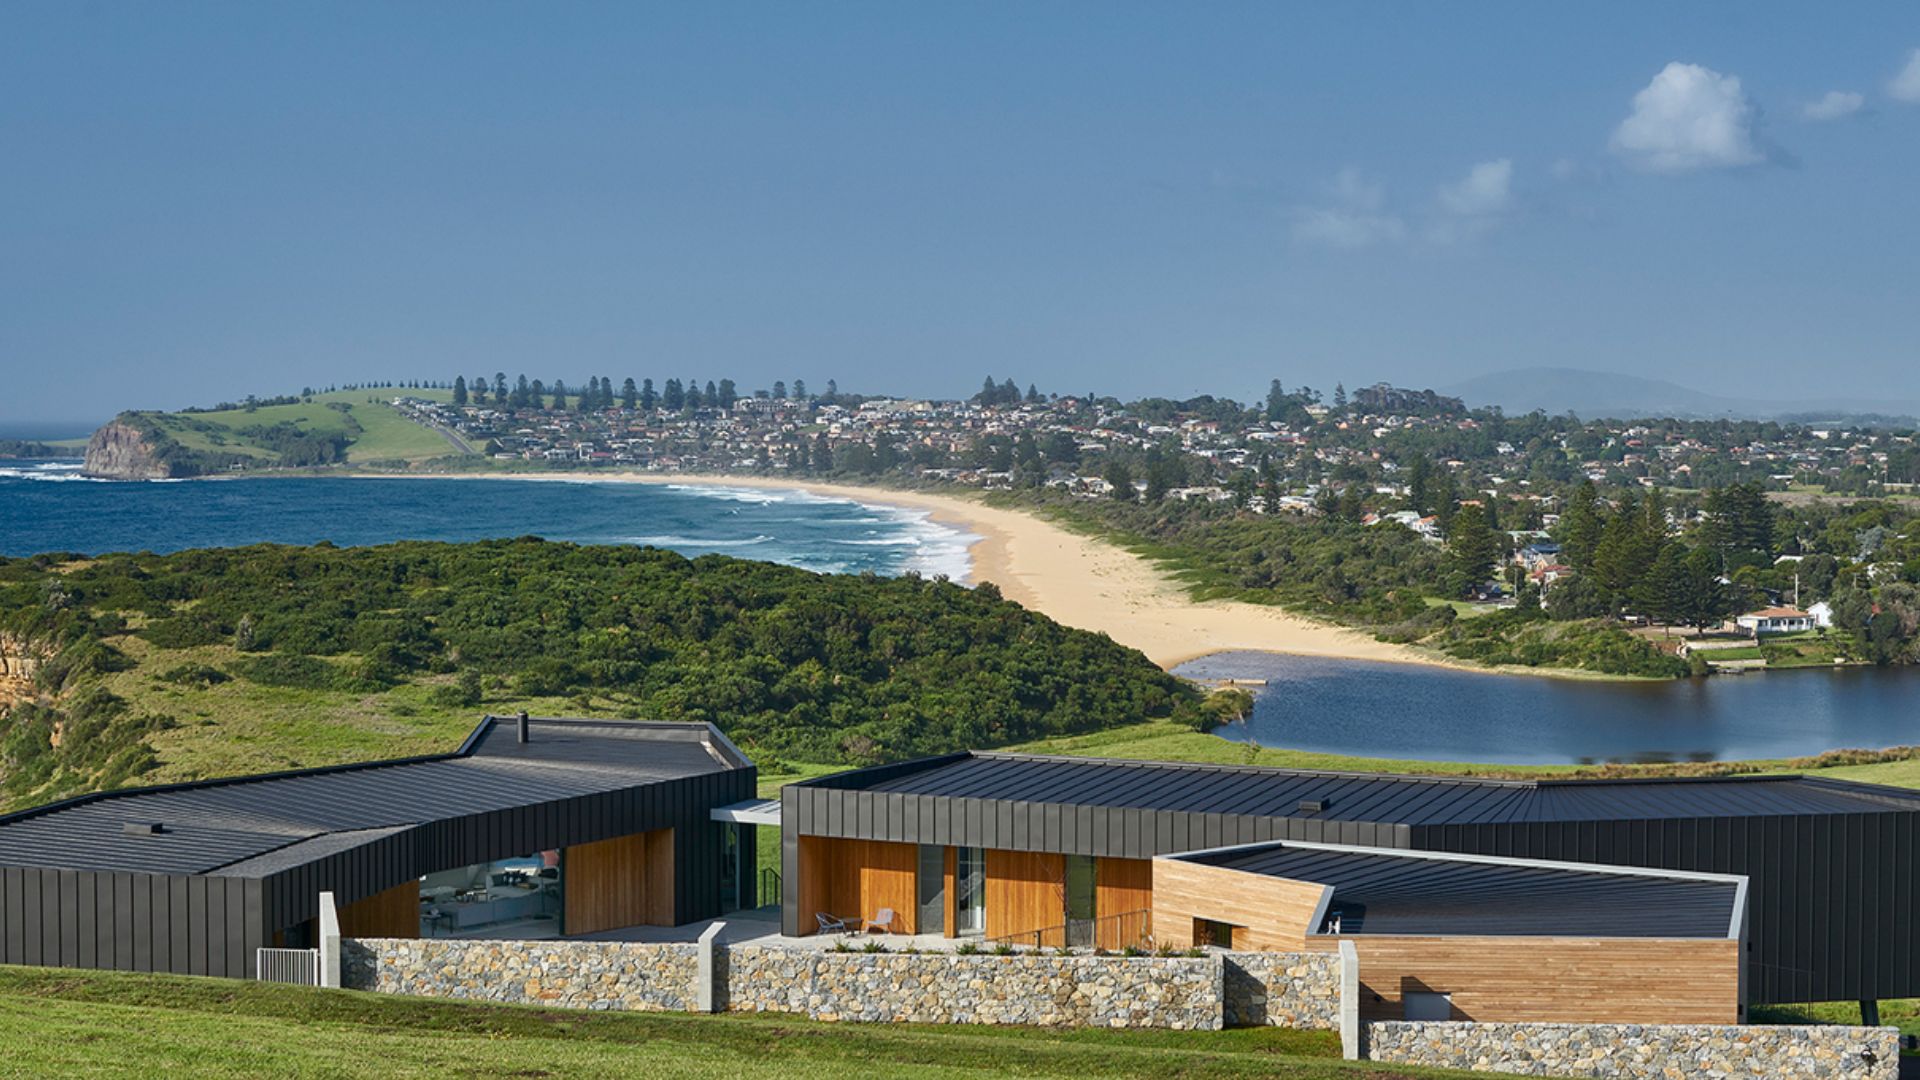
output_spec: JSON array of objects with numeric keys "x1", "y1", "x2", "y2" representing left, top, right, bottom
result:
[{"x1": 517, "y1": 711, "x2": 531, "y2": 744}]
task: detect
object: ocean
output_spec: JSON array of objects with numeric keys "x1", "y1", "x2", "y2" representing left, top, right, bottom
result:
[{"x1": 0, "y1": 461, "x2": 977, "y2": 579}]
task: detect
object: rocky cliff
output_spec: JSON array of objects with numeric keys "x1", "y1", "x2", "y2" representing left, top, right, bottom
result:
[{"x1": 83, "y1": 418, "x2": 174, "y2": 479}]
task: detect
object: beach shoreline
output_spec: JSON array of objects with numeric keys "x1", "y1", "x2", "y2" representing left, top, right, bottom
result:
[{"x1": 364, "y1": 468, "x2": 1569, "y2": 677}]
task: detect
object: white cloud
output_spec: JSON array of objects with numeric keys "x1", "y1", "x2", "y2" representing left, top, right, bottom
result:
[
  {"x1": 1610, "y1": 62, "x2": 1766, "y2": 173},
  {"x1": 1437, "y1": 159, "x2": 1513, "y2": 217},
  {"x1": 1290, "y1": 168, "x2": 1407, "y2": 249},
  {"x1": 1801, "y1": 90, "x2": 1864, "y2": 122},
  {"x1": 1890, "y1": 48, "x2": 1920, "y2": 103}
]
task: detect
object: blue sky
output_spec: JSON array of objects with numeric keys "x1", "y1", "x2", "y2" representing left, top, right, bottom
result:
[{"x1": 3, "y1": 3, "x2": 1918, "y2": 432}]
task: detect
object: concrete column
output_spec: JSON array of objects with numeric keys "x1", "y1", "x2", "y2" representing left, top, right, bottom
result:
[
  {"x1": 697, "y1": 922, "x2": 726, "y2": 1013},
  {"x1": 1338, "y1": 939, "x2": 1360, "y2": 1060},
  {"x1": 318, "y1": 891, "x2": 342, "y2": 989}
]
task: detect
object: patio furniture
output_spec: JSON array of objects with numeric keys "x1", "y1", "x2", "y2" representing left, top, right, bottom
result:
[
  {"x1": 815, "y1": 912, "x2": 850, "y2": 935},
  {"x1": 862, "y1": 907, "x2": 897, "y2": 934}
]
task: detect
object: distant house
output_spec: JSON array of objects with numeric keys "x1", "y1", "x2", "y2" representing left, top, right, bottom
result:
[
  {"x1": 1808, "y1": 601, "x2": 1834, "y2": 629},
  {"x1": 1515, "y1": 542, "x2": 1562, "y2": 570},
  {"x1": 1736, "y1": 607, "x2": 1815, "y2": 635}
]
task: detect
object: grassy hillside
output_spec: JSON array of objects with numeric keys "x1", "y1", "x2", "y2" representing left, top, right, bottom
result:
[
  {"x1": 122, "y1": 388, "x2": 461, "y2": 471},
  {"x1": 0, "y1": 966, "x2": 1462, "y2": 1079}
]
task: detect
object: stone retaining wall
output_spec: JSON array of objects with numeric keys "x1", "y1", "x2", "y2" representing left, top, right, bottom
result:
[
  {"x1": 342, "y1": 938, "x2": 699, "y2": 1011},
  {"x1": 723, "y1": 946, "x2": 1221, "y2": 1029},
  {"x1": 1365, "y1": 1020, "x2": 1900, "y2": 1080},
  {"x1": 1220, "y1": 951, "x2": 1341, "y2": 1029}
]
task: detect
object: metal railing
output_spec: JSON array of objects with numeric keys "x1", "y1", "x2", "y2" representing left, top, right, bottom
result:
[
  {"x1": 985, "y1": 909, "x2": 1152, "y2": 952},
  {"x1": 256, "y1": 946, "x2": 321, "y2": 985},
  {"x1": 759, "y1": 867, "x2": 782, "y2": 907}
]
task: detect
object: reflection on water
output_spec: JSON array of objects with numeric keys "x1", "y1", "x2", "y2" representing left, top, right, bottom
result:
[{"x1": 1175, "y1": 651, "x2": 1920, "y2": 765}]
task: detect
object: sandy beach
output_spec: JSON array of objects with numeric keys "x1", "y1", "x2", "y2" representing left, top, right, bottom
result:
[{"x1": 448, "y1": 470, "x2": 1455, "y2": 672}]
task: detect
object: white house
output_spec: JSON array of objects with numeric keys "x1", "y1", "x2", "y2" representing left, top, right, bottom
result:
[{"x1": 1736, "y1": 607, "x2": 1816, "y2": 636}]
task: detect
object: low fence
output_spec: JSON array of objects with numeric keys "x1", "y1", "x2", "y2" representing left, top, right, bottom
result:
[
  {"x1": 983, "y1": 909, "x2": 1151, "y2": 952},
  {"x1": 255, "y1": 947, "x2": 320, "y2": 985}
]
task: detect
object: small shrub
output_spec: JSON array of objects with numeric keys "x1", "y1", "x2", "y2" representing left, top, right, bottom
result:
[
  {"x1": 993, "y1": 943, "x2": 1015, "y2": 956},
  {"x1": 954, "y1": 942, "x2": 980, "y2": 955},
  {"x1": 860, "y1": 940, "x2": 887, "y2": 954},
  {"x1": 1120, "y1": 945, "x2": 1143, "y2": 957},
  {"x1": 155, "y1": 663, "x2": 229, "y2": 688},
  {"x1": 830, "y1": 940, "x2": 854, "y2": 953}
]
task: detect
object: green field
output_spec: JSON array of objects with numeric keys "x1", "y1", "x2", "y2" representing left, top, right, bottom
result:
[
  {"x1": 140, "y1": 388, "x2": 460, "y2": 466},
  {"x1": 0, "y1": 966, "x2": 1463, "y2": 1079}
]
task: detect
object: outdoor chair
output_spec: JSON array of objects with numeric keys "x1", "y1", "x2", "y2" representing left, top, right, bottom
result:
[
  {"x1": 862, "y1": 907, "x2": 898, "y2": 934},
  {"x1": 815, "y1": 912, "x2": 850, "y2": 935}
]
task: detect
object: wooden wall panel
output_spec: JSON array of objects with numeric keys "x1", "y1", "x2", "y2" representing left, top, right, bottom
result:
[
  {"x1": 565, "y1": 827, "x2": 674, "y2": 935},
  {"x1": 793, "y1": 836, "x2": 918, "y2": 935},
  {"x1": 338, "y1": 880, "x2": 419, "y2": 939},
  {"x1": 1150, "y1": 857, "x2": 1328, "y2": 951},
  {"x1": 1095, "y1": 857, "x2": 1153, "y2": 950},
  {"x1": 1305, "y1": 935, "x2": 1741, "y2": 1025},
  {"x1": 985, "y1": 849, "x2": 1065, "y2": 940}
]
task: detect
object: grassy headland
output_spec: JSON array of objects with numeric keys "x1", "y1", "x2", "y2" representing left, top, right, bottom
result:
[{"x1": 98, "y1": 388, "x2": 462, "y2": 475}]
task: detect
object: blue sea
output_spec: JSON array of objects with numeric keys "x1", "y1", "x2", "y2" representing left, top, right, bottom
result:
[{"x1": 0, "y1": 461, "x2": 977, "y2": 579}]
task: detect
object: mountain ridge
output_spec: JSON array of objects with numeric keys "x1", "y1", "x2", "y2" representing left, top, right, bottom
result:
[{"x1": 1443, "y1": 367, "x2": 1920, "y2": 424}]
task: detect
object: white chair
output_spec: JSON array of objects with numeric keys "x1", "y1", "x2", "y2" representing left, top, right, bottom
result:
[{"x1": 862, "y1": 907, "x2": 897, "y2": 934}]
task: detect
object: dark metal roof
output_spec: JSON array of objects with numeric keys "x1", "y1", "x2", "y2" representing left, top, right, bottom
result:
[
  {"x1": 820, "y1": 751, "x2": 1920, "y2": 825},
  {"x1": 1181, "y1": 841, "x2": 1742, "y2": 939},
  {"x1": 0, "y1": 718, "x2": 745, "y2": 876}
]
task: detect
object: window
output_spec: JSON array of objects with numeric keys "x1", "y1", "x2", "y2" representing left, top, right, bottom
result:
[
  {"x1": 419, "y1": 851, "x2": 561, "y2": 938},
  {"x1": 955, "y1": 847, "x2": 985, "y2": 936},
  {"x1": 917, "y1": 845, "x2": 946, "y2": 935},
  {"x1": 1065, "y1": 855, "x2": 1096, "y2": 947},
  {"x1": 1403, "y1": 991, "x2": 1453, "y2": 1022},
  {"x1": 1193, "y1": 918, "x2": 1237, "y2": 949}
]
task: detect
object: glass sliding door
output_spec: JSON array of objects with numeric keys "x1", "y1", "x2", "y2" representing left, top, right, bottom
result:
[
  {"x1": 1065, "y1": 854, "x2": 1096, "y2": 948},
  {"x1": 955, "y1": 846, "x2": 986, "y2": 936},
  {"x1": 917, "y1": 845, "x2": 945, "y2": 935}
]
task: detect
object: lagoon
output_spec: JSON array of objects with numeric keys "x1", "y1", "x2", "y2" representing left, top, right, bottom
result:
[{"x1": 1177, "y1": 651, "x2": 1920, "y2": 765}]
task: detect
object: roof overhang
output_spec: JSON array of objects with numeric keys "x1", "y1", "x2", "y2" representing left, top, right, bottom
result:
[{"x1": 710, "y1": 798, "x2": 781, "y2": 826}]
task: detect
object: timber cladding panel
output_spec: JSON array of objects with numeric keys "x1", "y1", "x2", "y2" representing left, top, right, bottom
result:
[
  {"x1": 564, "y1": 827, "x2": 675, "y2": 935},
  {"x1": 1151, "y1": 856, "x2": 1328, "y2": 951},
  {"x1": 1313, "y1": 935, "x2": 1742, "y2": 1026},
  {"x1": 984, "y1": 848, "x2": 1065, "y2": 940},
  {"x1": 337, "y1": 879, "x2": 419, "y2": 939},
  {"x1": 795, "y1": 836, "x2": 918, "y2": 935},
  {"x1": 1095, "y1": 857, "x2": 1153, "y2": 950}
]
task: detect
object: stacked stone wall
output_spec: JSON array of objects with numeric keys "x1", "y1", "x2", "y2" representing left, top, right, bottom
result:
[
  {"x1": 723, "y1": 946, "x2": 1221, "y2": 1029},
  {"x1": 342, "y1": 938, "x2": 699, "y2": 1012},
  {"x1": 1219, "y1": 951, "x2": 1341, "y2": 1029},
  {"x1": 1365, "y1": 1020, "x2": 1900, "y2": 1080}
]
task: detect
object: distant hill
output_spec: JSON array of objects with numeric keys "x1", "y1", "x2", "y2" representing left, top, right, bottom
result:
[
  {"x1": 81, "y1": 389, "x2": 464, "y2": 479},
  {"x1": 1444, "y1": 367, "x2": 1920, "y2": 425}
]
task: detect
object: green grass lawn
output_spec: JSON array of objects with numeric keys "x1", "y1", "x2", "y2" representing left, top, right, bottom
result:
[
  {"x1": 144, "y1": 388, "x2": 459, "y2": 466},
  {"x1": 0, "y1": 966, "x2": 1468, "y2": 1079}
]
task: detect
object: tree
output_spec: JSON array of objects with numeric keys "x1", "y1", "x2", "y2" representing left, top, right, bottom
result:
[
  {"x1": 1558, "y1": 481, "x2": 1604, "y2": 572},
  {"x1": 1677, "y1": 547, "x2": 1732, "y2": 630},
  {"x1": 793, "y1": 379, "x2": 807, "y2": 401},
  {"x1": 1406, "y1": 456, "x2": 1432, "y2": 514},
  {"x1": 773, "y1": 380, "x2": 787, "y2": 400},
  {"x1": 812, "y1": 433, "x2": 833, "y2": 471},
  {"x1": 685, "y1": 378, "x2": 703, "y2": 410},
  {"x1": 1026, "y1": 383, "x2": 1042, "y2": 403},
  {"x1": 716, "y1": 378, "x2": 737, "y2": 409},
  {"x1": 640, "y1": 378, "x2": 657, "y2": 412},
  {"x1": 1333, "y1": 382, "x2": 1348, "y2": 411},
  {"x1": 527, "y1": 379, "x2": 545, "y2": 410},
  {"x1": 1444, "y1": 503, "x2": 1499, "y2": 596},
  {"x1": 825, "y1": 378, "x2": 838, "y2": 399},
  {"x1": 1104, "y1": 459, "x2": 1135, "y2": 501},
  {"x1": 622, "y1": 378, "x2": 639, "y2": 410},
  {"x1": 549, "y1": 380, "x2": 567, "y2": 410},
  {"x1": 1265, "y1": 379, "x2": 1287, "y2": 423},
  {"x1": 470, "y1": 374, "x2": 488, "y2": 404},
  {"x1": 1142, "y1": 449, "x2": 1172, "y2": 503},
  {"x1": 1631, "y1": 542, "x2": 1688, "y2": 631},
  {"x1": 510, "y1": 375, "x2": 531, "y2": 409},
  {"x1": 662, "y1": 378, "x2": 684, "y2": 411},
  {"x1": 493, "y1": 372, "x2": 508, "y2": 403},
  {"x1": 452, "y1": 375, "x2": 468, "y2": 406}
]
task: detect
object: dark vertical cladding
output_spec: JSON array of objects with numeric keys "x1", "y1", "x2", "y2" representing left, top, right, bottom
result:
[{"x1": 0, "y1": 719, "x2": 755, "y2": 979}]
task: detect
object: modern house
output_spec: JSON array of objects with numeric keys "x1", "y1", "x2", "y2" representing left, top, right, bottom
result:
[
  {"x1": 780, "y1": 751, "x2": 1920, "y2": 1014},
  {"x1": 1736, "y1": 607, "x2": 1817, "y2": 635},
  {"x1": 0, "y1": 716, "x2": 758, "y2": 978}
]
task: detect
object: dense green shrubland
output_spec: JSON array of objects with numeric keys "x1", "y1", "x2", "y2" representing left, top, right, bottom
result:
[{"x1": 0, "y1": 539, "x2": 1200, "y2": 802}]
